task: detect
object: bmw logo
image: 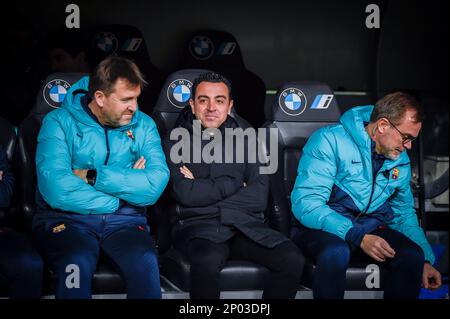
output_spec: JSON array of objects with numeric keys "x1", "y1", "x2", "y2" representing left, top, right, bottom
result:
[
  {"x1": 278, "y1": 88, "x2": 308, "y2": 116},
  {"x1": 95, "y1": 32, "x2": 118, "y2": 54},
  {"x1": 43, "y1": 79, "x2": 71, "y2": 109},
  {"x1": 167, "y1": 79, "x2": 193, "y2": 108},
  {"x1": 189, "y1": 36, "x2": 214, "y2": 60}
]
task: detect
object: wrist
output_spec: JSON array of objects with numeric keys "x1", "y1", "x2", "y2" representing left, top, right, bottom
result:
[{"x1": 86, "y1": 169, "x2": 97, "y2": 186}]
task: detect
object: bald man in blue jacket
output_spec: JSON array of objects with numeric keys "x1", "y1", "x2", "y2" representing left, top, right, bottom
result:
[{"x1": 291, "y1": 92, "x2": 441, "y2": 299}]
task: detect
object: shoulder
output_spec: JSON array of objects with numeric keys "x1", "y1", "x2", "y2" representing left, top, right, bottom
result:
[
  {"x1": 136, "y1": 111, "x2": 158, "y2": 132},
  {"x1": 307, "y1": 124, "x2": 342, "y2": 147},
  {"x1": 41, "y1": 108, "x2": 73, "y2": 128}
]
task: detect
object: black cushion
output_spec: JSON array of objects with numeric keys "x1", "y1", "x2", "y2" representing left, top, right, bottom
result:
[
  {"x1": 87, "y1": 24, "x2": 163, "y2": 115},
  {"x1": 34, "y1": 73, "x2": 85, "y2": 115},
  {"x1": 0, "y1": 117, "x2": 19, "y2": 227},
  {"x1": 0, "y1": 117, "x2": 16, "y2": 161},
  {"x1": 17, "y1": 73, "x2": 84, "y2": 228},
  {"x1": 301, "y1": 261, "x2": 386, "y2": 291},
  {"x1": 269, "y1": 81, "x2": 340, "y2": 123},
  {"x1": 178, "y1": 30, "x2": 266, "y2": 128},
  {"x1": 160, "y1": 248, "x2": 274, "y2": 292},
  {"x1": 152, "y1": 68, "x2": 212, "y2": 136}
]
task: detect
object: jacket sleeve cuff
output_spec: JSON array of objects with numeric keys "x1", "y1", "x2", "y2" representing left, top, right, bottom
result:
[{"x1": 345, "y1": 226, "x2": 367, "y2": 247}]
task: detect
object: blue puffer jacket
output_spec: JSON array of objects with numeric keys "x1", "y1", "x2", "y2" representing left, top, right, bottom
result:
[
  {"x1": 291, "y1": 105, "x2": 434, "y2": 263},
  {"x1": 36, "y1": 76, "x2": 169, "y2": 215}
]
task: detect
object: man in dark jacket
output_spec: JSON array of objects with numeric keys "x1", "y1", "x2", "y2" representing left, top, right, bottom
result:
[
  {"x1": 164, "y1": 72, "x2": 304, "y2": 299},
  {"x1": 1, "y1": 145, "x2": 43, "y2": 298}
]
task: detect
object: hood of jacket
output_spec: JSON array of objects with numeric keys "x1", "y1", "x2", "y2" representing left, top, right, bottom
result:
[{"x1": 339, "y1": 105, "x2": 410, "y2": 168}]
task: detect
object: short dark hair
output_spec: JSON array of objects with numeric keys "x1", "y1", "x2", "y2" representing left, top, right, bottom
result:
[
  {"x1": 88, "y1": 56, "x2": 147, "y2": 97},
  {"x1": 191, "y1": 72, "x2": 233, "y2": 100},
  {"x1": 371, "y1": 91, "x2": 423, "y2": 125}
]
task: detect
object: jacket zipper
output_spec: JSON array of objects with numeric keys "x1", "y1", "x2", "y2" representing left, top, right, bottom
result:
[
  {"x1": 104, "y1": 127, "x2": 110, "y2": 165},
  {"x1": 355, "y1": 162, "x2": 409, "y2": 221},
  {"x1": 355, "y1": 174, "x2": 378, "y2": 220}
]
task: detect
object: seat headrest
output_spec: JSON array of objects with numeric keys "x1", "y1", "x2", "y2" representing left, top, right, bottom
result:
[
  {"x1": 153, "y1": 69, "x2": 213, "y2": 114},
  {"x1": 35, "y1": 73, "x2": 85, "y2": 115},
  {"x1": 270, "y1": 81, "x2": 341, "y2": 122},
  {"x1": 0, "y1": 117, "x2": 16, "y2": 161},
  {"x1": 180, "y1": 30, "x2": 245, "y2": 70},
  {"x1": 88, "y1": 24, "x2": 153, "y2": 67}
]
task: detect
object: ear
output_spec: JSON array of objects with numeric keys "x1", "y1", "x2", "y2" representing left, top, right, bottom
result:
[
  {"x1": 227, "y1": 100, "x2": 234, "y2": 114},
  {"x1": 94, "y1": 90, "x2": 105, "y2": 107},
  {"x1": 189, "y1": 99, "x2": 195, "y2": 114},
  {"x1": 377, "y1": 118, "x2": 390, "y2": 134}
]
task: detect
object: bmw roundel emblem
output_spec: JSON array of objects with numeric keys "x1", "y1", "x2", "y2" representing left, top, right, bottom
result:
[
  {"x1": 189, "y1": 36, "x2": 214, "y2": 60},
  {"x1": 43, "y1": 79, "x2": 71, "y2": 109},
  {"x1": 278, "y1": 88, "x2": 308, "y2": 116},
  {"x1": 95, "y1": 32, "x2": 118, "y2": 54},
  {"x1": 167, "y1": 79, "x2": 193, "y2": 108}
]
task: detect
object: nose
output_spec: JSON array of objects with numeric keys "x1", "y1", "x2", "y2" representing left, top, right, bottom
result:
[
  {"x1": 128, "y1": 98, "x2": 138, "y2": 112},
  {"x1": 206, "y1": 101, "x2": 216, "y2": 112},
  {"x1": 404, "y1": 140, "x2": 413, "y2": 150}
]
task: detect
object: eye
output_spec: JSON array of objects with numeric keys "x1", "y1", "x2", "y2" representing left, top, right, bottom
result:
[{"x1": 121, "y1": 97, "x2": 135, "y2": 104}]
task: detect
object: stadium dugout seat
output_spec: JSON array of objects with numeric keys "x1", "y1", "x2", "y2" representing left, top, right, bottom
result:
[
  {"x1": 87, "y1": 24, "x2": 164, "y2": 115},
  {"x1": 16, "y1": 73, "x2": 127, "y2": 296},
  {"x1": 0, "y1": 117, "x2": 17, "y2": 175},
  {"x1": 177, "y1": 30, "x2": 266, "y2": 129},
  {"x1": 151, "y1": 69, "x2": 276, "y2": 294},
  {"x1": 0, "y1": 116, "x2": 18, "y2": 297},
  {"x1": 263, "y1": 82, "x2": 386, "y2": 293}
]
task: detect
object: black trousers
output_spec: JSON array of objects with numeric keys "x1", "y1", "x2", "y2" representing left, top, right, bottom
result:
[
  {"x1": 291, "y1": 226, "x2": 425, "y2": 299},
  {"x1": 0, "y1": 228, "x2": 43, "y2": 298},
  {"x1": 183, "y1": 232, "x2": 305, "y2": 299}
]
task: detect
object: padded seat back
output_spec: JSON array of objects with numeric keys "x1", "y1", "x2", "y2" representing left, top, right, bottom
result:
[
  {"x1": 87, "y1": 24, "x2": 163, "y2": 114},
  {"x1": 263, "y1": 81, "x2": 340, "y2": 235},
  {"x1": 17, "y1": 73, "x2": 84, "y2": 229},
  {"x1": 178, "y1": 30, "x2": 266, "y2": 128}
]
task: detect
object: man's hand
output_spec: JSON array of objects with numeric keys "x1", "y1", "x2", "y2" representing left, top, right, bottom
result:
[
  {"x1": 180, "y1": 165, "x2": 194, "y2": 179},
  {"x1": 133, "y1": 156, "x2": 146, "y2": 169},
  {"x1": 361, "y1": 234, "x2": 396, "y2": 262},
  {"x1": 423, "y1": 262, "x2": 442, "y2": 290},
  {"x1": 73, "y1": 169, "x2": 89, "y2": 183},
  {"x1": 0, "y1": 170, "x2": 3, "y2": 181}
]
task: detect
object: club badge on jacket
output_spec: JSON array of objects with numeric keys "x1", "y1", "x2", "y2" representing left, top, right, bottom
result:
[
  {"x1": 392, "y1": 168, "x2": 399, "y2": 180},
  {"x1": 127, "y1": 130, "x2": 135, "y2": 140}
]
